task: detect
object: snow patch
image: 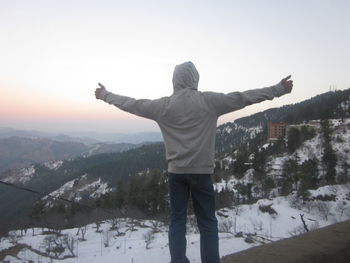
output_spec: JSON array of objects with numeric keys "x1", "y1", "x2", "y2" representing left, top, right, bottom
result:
[
  {"x1": 44, "y1": 160, "x2": 63, "y2": 170},
  {"x1": 43, "y1": 175, "x2": 112, "y2": 203},
  {"x1": 3, "y1": 165, "x2": 36, "y2": 184}
]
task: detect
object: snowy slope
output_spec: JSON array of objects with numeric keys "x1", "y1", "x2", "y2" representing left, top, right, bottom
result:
[
  {"x1": 267, "y1": 118, "x2": 350, "y2": 179},
  {"x1": 43, "y1": 174, "x2": 112, "y2": 205},
  {"x1": 1, "y1": 119, "x2": 349, "y2": 262},
  {"x1": 1, "y1": 184, "x2": 349, "y2": 263}
]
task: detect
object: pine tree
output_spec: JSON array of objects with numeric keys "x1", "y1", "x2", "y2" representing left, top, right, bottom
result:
[
  {"x1": 287, "y1": 127, "x2": 302, "y2": 153},
  {"x1": 31, "y1": 200, "x2": 45, "y2": 221},
  {"x1": 280, "y1": 159, "x2": 298, "y2": 195},
  {"x1": 233, "y1": 148, "x2": 249, "y2": 178},
  {"x1": 321, "y1": 120, "x2": 337, "y2": 184},
  {"x1": 252, "y1": 148, "x2": 266, "y2": 173},
  {"x1": 338, "y1": 161, "x2": 349, "y2": 184},
  {"x1": 213, "y1": 161, "x2": 224, "y2": 183},
  {"x1": 262, "y1": 177, "x2": 275, "y2": 198},
  {"x1": 114, "y1": 181, "x2": 125, "y2": 208}
]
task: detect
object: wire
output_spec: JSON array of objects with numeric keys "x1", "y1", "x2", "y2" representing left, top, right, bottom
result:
[
  {"x1": 0, "y1": 180, "x2": 74, "y2": 203},
  {"x1": 0, "y1": 180, "x2": 114, "y2": 215}
]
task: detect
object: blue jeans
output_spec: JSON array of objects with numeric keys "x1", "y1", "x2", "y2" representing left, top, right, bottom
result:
[{"x1": 168, "y1": 173, "x2": 220, "y2": 263}]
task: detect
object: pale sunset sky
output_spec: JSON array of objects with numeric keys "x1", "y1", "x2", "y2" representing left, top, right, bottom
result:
[{"x1": 1, "y1": 0, "x2": 349, "y2": 133}]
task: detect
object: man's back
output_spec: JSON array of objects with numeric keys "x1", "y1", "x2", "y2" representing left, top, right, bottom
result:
[
  {"x1": 157, "y1": 87, "x2": 218, "y2": 174},
  {"x1": 96, "y1": 61, "x2": 291, "y2": 174}
]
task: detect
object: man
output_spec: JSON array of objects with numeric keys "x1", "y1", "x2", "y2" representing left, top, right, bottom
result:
[{"x1": 95, "y1": 61, "x2": 293, "y2": 263}]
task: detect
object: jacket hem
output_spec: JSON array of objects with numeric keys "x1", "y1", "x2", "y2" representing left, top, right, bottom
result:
[{"x1": 168, "y1": 166, "x2": 214, "y2": 174}]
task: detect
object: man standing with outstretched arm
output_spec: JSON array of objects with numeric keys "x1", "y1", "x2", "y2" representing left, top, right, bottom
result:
[{"x1": 95, "y1": 61, "x2": 293, "y2": 263}]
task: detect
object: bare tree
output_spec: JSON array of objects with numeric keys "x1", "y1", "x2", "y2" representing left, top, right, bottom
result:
[
  {"x1": 103, "y1": 230, "x2": 111, "y2": 247},
  {"x1": 43, "y1": 235, "x2": 65, "y2": 259},
  {"x1": 289, "y1": 195, "x2": 303, "y2": 210},
  {"x1": 111, "y1": 217, "x2": 125, "y2": 236},
  {"x1": 109, "y1": 218, "x2": 121, "y2": 231},
  {"x1": 62, "y1": 234, "x2": 76, "y2": 257},
  {"x1": 143, "y1": 230, "x2": 155, "y2": 249},
  {"x1": 299, "y1": 214, "x2": 309, "y2": 232},
  {"x1": 233, "y1": 205, "x2": 244, "y2": 216},
  {"x1": 8, "y1": 231, "x2": 20, "y2": 245},
  {"x1": 233, "y1": 205, "x2": 244, "y2": 233},
  {"x1": 250, "y1": 218, "x2": 263, "y2": 233},
  {"x1": 336, "y1": 201, "x2": 349, "y2": 218},
  {"x1": 76, "y1": 225, "x2": 88, "y2": 241},
  {"x1": 218, "y1": 219, "x2": 234, "y2": 237},
  {"x1": 187, "y1": 215, "x2": 199, "y2": 234},
  {"x1": 315, "y1": 201, "x2": 332, "y2": 221},
  {"x1": 150, "y1": 220, "x2": 163, "y2": 233},
  {"x1": 95, "y1": 221, "x2": 102, "y2": 233},
  {"x1": 303, "y1": 201, "x2": 314, "y2": 213},
  {"x1": 127, "y1": 217, "x2": 138, "y2": 232}
]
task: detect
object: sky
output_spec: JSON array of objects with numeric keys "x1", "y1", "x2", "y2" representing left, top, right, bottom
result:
[{"x1": 1, "y1": 0, "x2": 349, "y2": 133}]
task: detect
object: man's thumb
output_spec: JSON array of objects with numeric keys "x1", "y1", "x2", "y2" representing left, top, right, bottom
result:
[{"x1": 283, "y1": 75, "x2": 291, "y2": 81}]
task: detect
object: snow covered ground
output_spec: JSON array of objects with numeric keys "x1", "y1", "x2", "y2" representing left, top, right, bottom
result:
[
  {"x1": 1, "y1": 183, "x2": 349, "y2": 263},
  {"x1": 1, "y1": 119, "x2": 349, "y2": 262}
]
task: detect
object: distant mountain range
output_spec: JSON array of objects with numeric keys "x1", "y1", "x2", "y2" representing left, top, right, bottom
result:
[
  {"x1": 0, "y1": 127, "x2": 163, "y2": 144},
  {"x1": 0, "y1": 137, "x2": 86, "y2": 173},
  {"x1": 0, "y1": 128, "x2": 163, "y2": 172},
  {"x1": 0, "y1": 88, "x2": 349, "y2": 225},
  {"x1": 63, "y1": 131, "x2": 163, "y2": 144},
  {"x1": 0, "y1": 137, "x2": 151, "y2": 173}
]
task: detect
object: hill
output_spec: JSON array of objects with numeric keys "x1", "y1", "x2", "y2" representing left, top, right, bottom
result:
[
  {"x1": 1, "y1": 183, "x2": 349, "y2": 263},
  {"x1": 0, "y1": 137, "x2": 139, "y2": 173},
  {"x1": 0, "y1": 143, "x2": 166, "y2": 223},
  {"x1": 216, "y1": 88, "x2": 350, "y2": 156},
  {"x1": 0, "y1": 88, "x2": 349, "y2": 234}
]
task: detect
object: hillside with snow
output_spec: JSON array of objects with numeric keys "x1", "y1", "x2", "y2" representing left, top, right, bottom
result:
[
  {"x1": 1, "y1": 118, "x2": 350, "y2": 262},
  {"x1": 1, "y1": 183, "x2": 349, "y2": 263},
  {"x1": 1, "y1": 88, "x2": 350, "y2": 262},
  {"x1": 267, "y1": 119, "x2": 347, "y2": 166}
]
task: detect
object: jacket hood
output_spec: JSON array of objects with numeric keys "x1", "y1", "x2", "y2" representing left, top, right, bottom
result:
[{"x1": 172, "y1": 61, "x2": 199, "y2": 91}]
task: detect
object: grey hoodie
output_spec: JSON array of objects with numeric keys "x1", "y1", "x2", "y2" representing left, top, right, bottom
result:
[{"x1": 100, "y1": 61, "x2": 289, "y2": 174}]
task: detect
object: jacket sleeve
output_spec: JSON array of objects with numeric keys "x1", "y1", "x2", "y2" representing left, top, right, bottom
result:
[
  {"x1": 204, "y1": 82, "x2": 289, "y2": 116},
  {"x1": 99, "y1": 89, "x2": 165, "y2": 121}
]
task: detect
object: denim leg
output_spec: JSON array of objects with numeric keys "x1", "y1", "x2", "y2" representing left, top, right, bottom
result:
[
  {"x1": 168, "y1": 173, "x2": 190, "y2": 263},
  {"x1": 189, "y1": 174, "x2": 220, "y2": 263}
]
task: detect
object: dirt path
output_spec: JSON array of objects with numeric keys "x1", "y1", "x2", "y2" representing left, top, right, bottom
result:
[{"x1": 222, "y1": 219, "x2": 350, "y2": 263}]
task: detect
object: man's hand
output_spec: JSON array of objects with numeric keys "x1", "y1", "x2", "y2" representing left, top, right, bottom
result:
[
  {"x1": 95, "y1": 83, "x2": 107, "y2": 100},
  {"x1": 281, "y1": 75, "x2": 293, "y2": 93}
]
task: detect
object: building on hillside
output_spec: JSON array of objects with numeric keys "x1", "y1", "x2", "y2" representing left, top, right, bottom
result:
[
  {"x1": 267, "y1": 120, "x2": 321, "y2": 143},
  {"x1": 267, "y1": 122, "x2": 288, "y2": 142},
  {"x1": 286, "y1": 121, "x2": 320, "y2": 135}
]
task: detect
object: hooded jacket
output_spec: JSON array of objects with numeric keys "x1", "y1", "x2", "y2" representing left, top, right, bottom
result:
[{"x1": 100, "y1": 61, "x2": 289, "y2": 174}]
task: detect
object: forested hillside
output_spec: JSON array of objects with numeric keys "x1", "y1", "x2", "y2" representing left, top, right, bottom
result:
[
  {"x1": 0, "y1": 89, "x2": 349, "y2": 234},
  {"x1": 0, "y1": 144, "x2": 166, "y2": 226},
  {"x1": 215, "y1": 88, "x2": 350, "y2": 156}
]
